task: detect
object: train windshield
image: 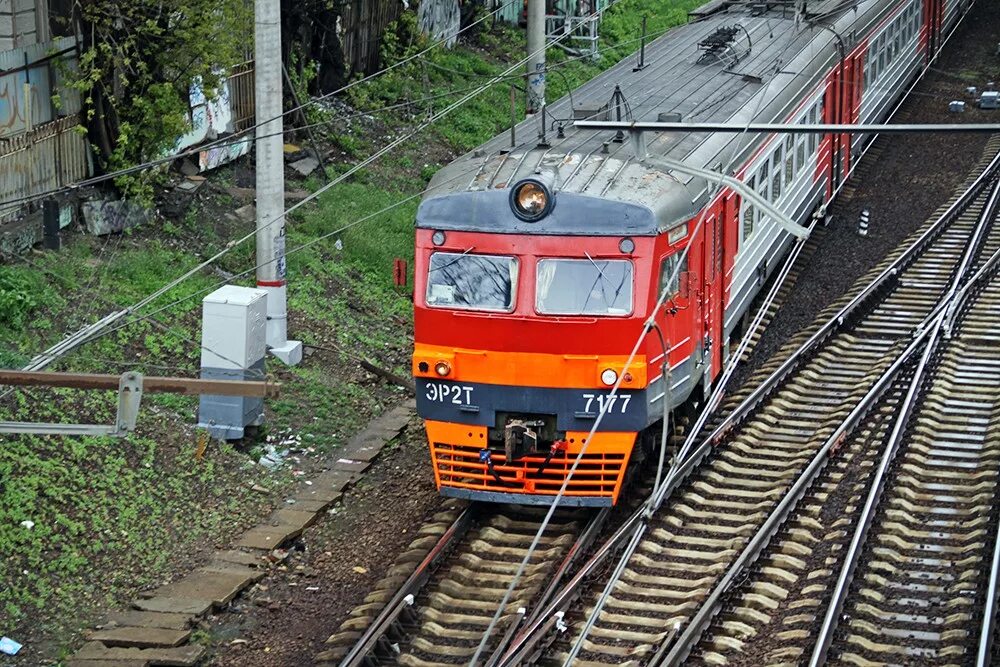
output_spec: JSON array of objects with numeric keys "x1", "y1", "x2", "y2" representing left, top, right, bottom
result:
[
  {"x1": 426, "y1": 252, "x2": 518, "y2": 312},
  {"x1": 536, "y1": 258, "x2": 633, "y2": 316}
]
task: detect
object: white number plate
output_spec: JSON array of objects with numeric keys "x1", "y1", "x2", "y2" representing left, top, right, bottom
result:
[
  {"x1": 581, "y1": 393, "x2": 632, "y2": 415},
  {"x1": 425, "y1": 382, "x2": 475, "y2": 406}
]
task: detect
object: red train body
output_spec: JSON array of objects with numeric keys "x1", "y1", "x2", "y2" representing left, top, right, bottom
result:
[{"x1": 412, "y1": 0, "x2": 969, "y2": 506}]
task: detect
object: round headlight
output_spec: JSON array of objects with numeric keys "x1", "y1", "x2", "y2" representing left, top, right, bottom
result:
[
  {"x1": 435, "y1": 361, "x2": 452, "y2": 377},
  {"x1": 432, "y1": 230, "x2": 446, "y2": 246},
  {"x1": 510, "y1": 179, "x2": 554, "y2": 221},
  {"x1": 619, "y1": 237, "x2": 635, "y2": 254},
  {"x1": 601, "y1": 369, "x2": 618, "y2": 386}
]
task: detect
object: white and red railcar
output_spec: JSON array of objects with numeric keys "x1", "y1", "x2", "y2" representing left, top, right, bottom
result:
[{"x1": 411, "y1": 0, "x2": 973, "y2": 506}]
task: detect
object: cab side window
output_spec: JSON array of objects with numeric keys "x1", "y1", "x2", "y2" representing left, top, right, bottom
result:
[{"x1": 660, "y1": 253, "x2": 688, "y2": 299}]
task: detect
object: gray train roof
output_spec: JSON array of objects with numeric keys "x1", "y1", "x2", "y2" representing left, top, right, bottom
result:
[{"x1": 421, "y1": 0, "x2": 897, "y2": 231}]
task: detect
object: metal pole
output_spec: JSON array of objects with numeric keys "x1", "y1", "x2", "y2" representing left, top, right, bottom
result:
[
  {"x1": 0, "y1": 369, "x2": 281, "y2": 398},
  {"x1": 634, "y1": 16, "x2": 647, "y2": 71},
  {"x1": 526, "y1": 0, "x2": 545, "y2": 114},
  {"x1": 510, "y1": 85, "x2": 517, "y2": 148},
  {"x1": 42, "y1": 199, "x2": 60, "y2": 250},
  {"x1": 254, "y1": 0, "x2": 302, "y2": 365},
  {"x1": 573, "y1": 121, "x2": 1000, "y2": 134}
]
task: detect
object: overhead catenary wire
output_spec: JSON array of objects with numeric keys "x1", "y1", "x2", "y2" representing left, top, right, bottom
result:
[
  {"x1": 4, "y1": 0, "x2": 618, "y2": 385},
  {"x1": 0, "y1": 0, "x2": 800, "y2": 216},
  {"x1": 0, "y1": 162, "x2": 484, "y2": 390},
  {"x1": 558, "y1": 42, "x2": 803, "y2": 667},
  {"x1": 558, "y1": 7, "x2": 987, "y2": 663},
  {"x1": 477, "y1": 13, "x2": 833, "y2": 659},
  {"x1": 5, "y1": 0, "x2": 702, "y2": 391},
  {"x1": 0, "y1": 3, "x2": 970, "y2": 218}
]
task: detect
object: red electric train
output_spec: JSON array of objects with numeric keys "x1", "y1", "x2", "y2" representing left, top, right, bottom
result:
[{"x1": 412, "y1": 0, "x2": 971, "y2": 506}]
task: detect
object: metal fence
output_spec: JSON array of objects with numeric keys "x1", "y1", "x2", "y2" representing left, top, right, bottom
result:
[
  {"x1": 228, "y1": 60, "x2": 256, "y2": 133},
  {"x1": 0, "y1": 115, "x2": 91, "y2": 224},
  {"x1": 341, "y1": 0, "x2": 404, "y2": 74}
]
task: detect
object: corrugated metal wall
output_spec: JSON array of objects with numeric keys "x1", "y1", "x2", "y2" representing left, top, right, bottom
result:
[{"x1": 0, "y1": 115, "x2": 91, "y2": 224}]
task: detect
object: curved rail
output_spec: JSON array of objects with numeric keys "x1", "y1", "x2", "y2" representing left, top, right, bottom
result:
[
  {"x1": 330, "y1": 504, "x2": 605, "y2": 667},
  {"x1": 658, "y1": 168, "x2": 1000, "y2": 666}
]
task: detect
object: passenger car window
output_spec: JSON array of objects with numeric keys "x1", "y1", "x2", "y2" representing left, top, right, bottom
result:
[
  {"x1": 426, "y1": 252, "x2": 518, "y2": 312},
  {"x1": 536, "y1": 258, "x2": 633, "y2": 315}
]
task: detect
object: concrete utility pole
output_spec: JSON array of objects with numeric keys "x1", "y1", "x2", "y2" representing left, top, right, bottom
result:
[
  {"x1": 254, "y1": 0, "x2": 302, "y2": 365},
  {"x1": 526, "y1": 0, "x2": 546, "y2": 114}
]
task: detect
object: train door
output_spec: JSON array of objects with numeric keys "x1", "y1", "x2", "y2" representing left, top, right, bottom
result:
[
  {"x1": 700, "y1": 206, "x2": 725, "y2": 392},
  {"x1": 925, "y1": 0, "x2": 944, "y2": 59},
  {"x1": 839, "y1": 54, "x2": 856, "y2": 180},
  {"x1": 850, "y1": 47, "x2": 867, "y2": 158}
]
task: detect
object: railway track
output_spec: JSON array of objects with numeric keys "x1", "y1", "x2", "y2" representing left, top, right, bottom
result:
[
  {"x1": 537, "y1": 150, "x2": 1000, "y2": 666},
  {"x1": 318, "y1": 501, "x2": 608, "y2": 666},
  {"x1": 680, "y1": 156, "x2": 1000, "y2": 667},
  {"x1": 817, "y1": 263, "x2": 1000, "y2": 666}
]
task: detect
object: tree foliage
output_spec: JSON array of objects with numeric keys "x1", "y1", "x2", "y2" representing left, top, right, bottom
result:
[{"x1": 61, "y1": 0, "x2": 252, "y2": 193}]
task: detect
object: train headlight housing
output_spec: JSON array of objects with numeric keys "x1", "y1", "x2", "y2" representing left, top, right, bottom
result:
[
  {"x1": 435, "y1": 361, "x2": 452, "y2": 377},
  {"x1": 510, "y1": 178, "x2": 554, "y2": 221},
  {"x1": 431, "y1": 230, "x2": 446, "y2": 246},
  {"x1": 600, "y1": 369, "x2": 618, "y2": 386}
]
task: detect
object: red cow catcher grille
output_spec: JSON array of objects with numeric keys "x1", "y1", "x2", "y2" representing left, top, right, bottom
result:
[{"x1": 430, "y1": 441, "x2": 628, "y2": 501}]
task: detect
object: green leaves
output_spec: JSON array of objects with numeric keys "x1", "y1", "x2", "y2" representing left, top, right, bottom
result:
[
  {"x1": 0, "y1": 266, "x2": 59, "y2": 329},
  {"x1": 70, "y1": 0, "x2": 252, "y2": 194}
]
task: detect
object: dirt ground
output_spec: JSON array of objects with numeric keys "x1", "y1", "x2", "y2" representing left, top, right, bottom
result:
[{"x1": 204, "y1": 418, "x2": 444, "y2": 666}]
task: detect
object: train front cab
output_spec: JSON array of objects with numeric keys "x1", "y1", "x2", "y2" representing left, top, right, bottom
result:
[{"x1": 412, "y1": 185, "x2": 703, "y2": 507}]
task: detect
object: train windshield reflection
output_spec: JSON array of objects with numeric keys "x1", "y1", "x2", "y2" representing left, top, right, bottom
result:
[
  {"x1": 426, "y1": 252, "x2": 518, "y2": 312},
  {"x1": 536, "y1": 258, "x2": 633, "y2": 315}
]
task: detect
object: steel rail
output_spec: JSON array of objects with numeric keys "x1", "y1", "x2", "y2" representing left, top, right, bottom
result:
[
  {"x1": 495, "y1": 129, "x2": 1000, "y2": 667},
  {"x1": 653, "y1": 324, "x2": 935, "y2": 666},
  {"x1": 809, "y1": 174, "x2": 1000, "y2": 667},
  {"x1": 523, "y1": 508, "x2": 610, "y2": 629},
  {"x1": 337, "y1": 505, "x2": 476, "y2": 667},
  {"x1": 473, "y1": 507, "x2": 608, "y2": 666},
  {"x1": 659, "y1": 167, "x2": 1000, "y2": 666},
  {"x1": 978, "y1": 322, "x2": 1000, "y2": 667},
  {"x1": 554, "y1": 72, "x2": 990, "y2": 665}
]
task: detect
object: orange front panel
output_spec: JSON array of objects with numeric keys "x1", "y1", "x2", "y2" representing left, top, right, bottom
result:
[
  {"x1": 425, "y1": 420, "x2": 636, "y2": 504},
  {"x1": 414, "y1": 343, "x2": 647, "y2": 390}
]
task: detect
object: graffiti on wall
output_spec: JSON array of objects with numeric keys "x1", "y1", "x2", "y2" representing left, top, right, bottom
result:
[
  {"x1": 174, "y1": 75, "x2": 251, "y2": 172},
  {"x1": 199, "y1": 138, "x2": 251, "y2": 171},
  {"x1": 0, "y1": 66, "x2": 53, "y2": 137}
]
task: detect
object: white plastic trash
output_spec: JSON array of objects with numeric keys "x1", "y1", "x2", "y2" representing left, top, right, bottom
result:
[{"x1": 0, "y1": 637, "x2": 22, "y2": 656}]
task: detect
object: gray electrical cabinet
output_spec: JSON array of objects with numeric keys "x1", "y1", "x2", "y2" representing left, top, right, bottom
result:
[{"x1": 197, "y1": 286, "x2": 268, "y2": 439}]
